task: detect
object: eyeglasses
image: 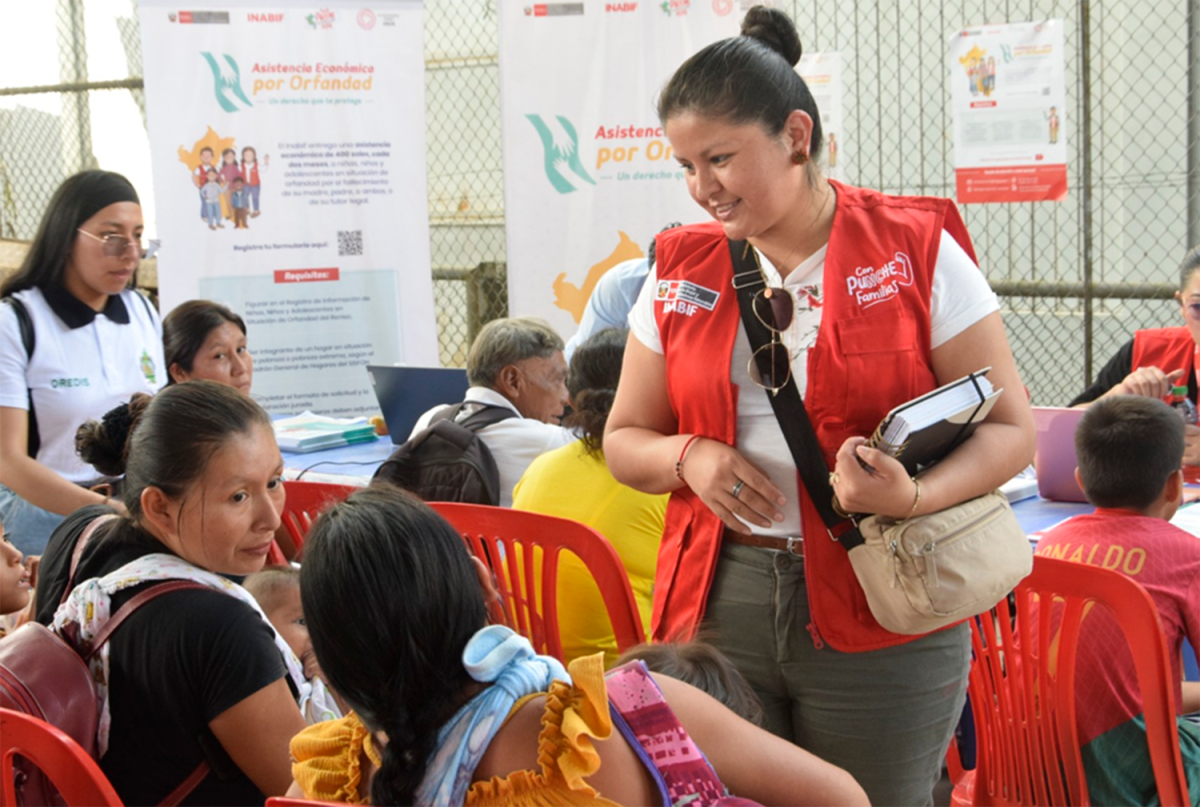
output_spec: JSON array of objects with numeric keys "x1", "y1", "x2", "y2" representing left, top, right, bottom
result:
[{"x1": 77, "y1": 229, "x2": 142, "y2": 258}]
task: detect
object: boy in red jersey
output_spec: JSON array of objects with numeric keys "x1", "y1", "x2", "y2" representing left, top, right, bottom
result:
[{"x1": 1036, "y1": 395, "x2": 1199, "y2": 805}]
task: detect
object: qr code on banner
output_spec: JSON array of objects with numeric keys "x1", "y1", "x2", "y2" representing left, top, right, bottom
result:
[{"x1": 337, "y1": 229, "x2": 363, "y2": 256}]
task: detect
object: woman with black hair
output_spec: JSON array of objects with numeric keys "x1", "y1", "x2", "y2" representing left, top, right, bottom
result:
[
  {"x1": 288, "y1": 484, "x2": 867, "y2": 806},
  {"x1": 163, "y1": 299, "x2": 254, "y2": 394},
  {"x1": 604, "y1": 6, "x2": 1034, "y2": 804},
  {"x1": 34, "y1": 381, "x2": 312, "y2": 805},
  {"x1": 0, "y1": 170, "x2": 165, "y2": 554},
  {"x1": 512, "y1": 328, "x2": 665, "y2": 664}
]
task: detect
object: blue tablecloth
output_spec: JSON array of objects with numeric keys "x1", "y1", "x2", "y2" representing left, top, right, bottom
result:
[
  {"x1": 281, "y1": 435, "x2": 396, "y2": 483},
  {"x1": 1012, "y1": 496, "x2": 1089, "y2": 535}
]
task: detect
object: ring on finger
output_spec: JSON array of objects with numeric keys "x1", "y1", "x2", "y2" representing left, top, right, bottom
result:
[
  {"x1": 731, "y1": 479, "x2": 745, "y2": 499},
  {"x1": 828, "y1": 471, "x2": 840, "y2": 486}
]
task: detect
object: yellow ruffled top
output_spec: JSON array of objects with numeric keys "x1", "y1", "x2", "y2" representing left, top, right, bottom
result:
[
  {"x1": 289, "y1": 654, "x2": 620, "y2": 806},
  {"x1": 290, "y1": 709, "x2": 382, "y2": 804}
]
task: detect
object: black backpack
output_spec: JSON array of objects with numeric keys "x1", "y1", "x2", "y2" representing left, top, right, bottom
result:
[{"x1": 373, "y1": 403, "x2": 516, "y2": 505}]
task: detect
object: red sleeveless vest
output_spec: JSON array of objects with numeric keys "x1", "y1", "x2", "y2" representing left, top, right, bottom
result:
[
  {"x1": 1131, "y1": 327, "x2": 1194, "y2": 382},
  {"x1": 1131, "y1": 326, "x2": 1200, "y2": 484},
  {"x1": 651, "y1": 181, "x2": 977, "y2": 652}
]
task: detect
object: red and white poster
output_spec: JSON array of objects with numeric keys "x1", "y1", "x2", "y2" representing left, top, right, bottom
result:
[{"x1": 949, "y1": 20, "x2": 1067, "y2": 204}]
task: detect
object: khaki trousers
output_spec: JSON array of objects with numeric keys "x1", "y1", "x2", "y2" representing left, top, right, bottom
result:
[{"x1": 703, "y1": 541, "x2": 970, "y2": 807}]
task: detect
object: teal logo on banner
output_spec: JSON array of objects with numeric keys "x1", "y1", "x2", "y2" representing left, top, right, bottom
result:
[
  {"x1": 202, "y1": 52, "x2": 253, "y2": 112},
  {"x1": 525, "y1": 114, "x2": 595, "y2": 194}
]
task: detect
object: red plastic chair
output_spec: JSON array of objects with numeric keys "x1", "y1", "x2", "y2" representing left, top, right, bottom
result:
[
  {"x1": 266, "y1": 541, "x2": 289, "y2": 566},
  {"x1": 278, "y1": 481, "x2": 359, "y2": 560},
  {"x1": 951, "y1": 556, "x2": 1190, "y2": 807},
  {"x1": 429, "y1": 502, "x2": 646, "y2": 662},
  {"x1": 0, "y1": 708, "x2": 123, "y2": 807}
]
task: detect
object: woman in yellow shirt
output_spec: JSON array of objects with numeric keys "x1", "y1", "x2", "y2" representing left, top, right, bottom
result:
[
  {"x1": 513, "y1": 328, "x2": 666, "y2": 665},
  {"x1": 288, "y1": 485, "x2": 867, "y2": 806}
]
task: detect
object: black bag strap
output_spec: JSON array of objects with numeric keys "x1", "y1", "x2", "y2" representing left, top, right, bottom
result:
[
  {"x1": 433, "y1": 401, "x2": 518, "y2": 432},
  {"x1": 2, "y1": 296, "x2": 35, "y2": 358},
  {"x1": 461, "y1": 404, "x2": 518, "y2": 431},
  {"x1": 2, "y1": 296, "x2": 40, "y2": 458},
  {"x1": 132, "y1": 288, "x2": 155, "y2": 321},
  {"x1": 728, "y1": 239, "x2": 863, "y2": 550}
]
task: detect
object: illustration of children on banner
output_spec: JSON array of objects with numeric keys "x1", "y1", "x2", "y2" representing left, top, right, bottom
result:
[
  {"x1": 241, "y1": 146, "x2": 266, "y2": 217},
  {"x1": 192, "y1": 146, "x2": 215, "y2": 221},
  {"x1": 218, "y1": 148, "x2": 241, "y2": 221},
  {"x1": 177, "y1": 128, "x2": 267, "y2": 232},
  {"x1": 949, "y1": 21, "x2": 1068, "y2": 204},
  {"x1": 958, "y1": 46, "x2": 997, "y2": 99},
  {"x1": 230, "y1": 177, "x2": 251, "y2": 229},
  {"x1": 201, "y1": 167, "x2": 223, "y2": 230}
]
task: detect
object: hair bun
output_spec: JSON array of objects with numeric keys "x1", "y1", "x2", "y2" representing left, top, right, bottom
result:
[
  {"x1": 741, "y1": 5, "x2": 803, "y2": 67},
  {"x1": 75, "y1": 392, "x2": 153, "y2": 478}
]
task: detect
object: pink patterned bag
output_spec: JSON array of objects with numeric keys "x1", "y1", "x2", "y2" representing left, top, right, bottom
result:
[{"x1": 606, "y1": 661, "x2": 762, "y2": 807}]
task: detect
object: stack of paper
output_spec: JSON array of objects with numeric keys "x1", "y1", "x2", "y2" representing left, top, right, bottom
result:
[{"x1": 273, "y1": 412, "x2": 378, "y2": 453}]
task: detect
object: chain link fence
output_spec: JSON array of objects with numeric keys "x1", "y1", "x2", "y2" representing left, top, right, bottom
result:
[
  {"x1": 791, "y1": 0, "x2": 1196, "y2": 405},
  {"x1": 1, "y1": 0, "x2": 1197, "y2": 404}
]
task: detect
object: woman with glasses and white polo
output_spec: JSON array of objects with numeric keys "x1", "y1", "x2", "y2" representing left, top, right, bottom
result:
[
  {"x1": 1070, "y1": 247, "x2": 1200, "y2": 458},
  {"x1": 604, "y1": 8, "x2": 1034, "y2": 806},
  {"x1": 0, "y1": 171, "x2": 165, "y2": 555}
]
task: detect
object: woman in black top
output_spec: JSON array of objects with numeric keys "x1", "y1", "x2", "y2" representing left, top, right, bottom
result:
[{"x1": 36, "y1": 381, "x2": 304, "y2": 805}]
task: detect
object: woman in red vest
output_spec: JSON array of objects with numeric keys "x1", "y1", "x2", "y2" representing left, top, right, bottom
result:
[
  {"x1": 604, "y1": 7, "x2": 1034, "y2": 805},
  {"x1": 1070, "y1": 245, "x2": 1200, "y2": 468},
  {"x1": 1070, "y1": 248, "x2": 1200, "y2": 380}
]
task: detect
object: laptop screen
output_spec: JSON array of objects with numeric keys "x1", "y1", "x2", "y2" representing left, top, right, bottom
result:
[
  {"x1": 1031, "y1": 406, "x2": 1088, "y2": 503},
  {"x1": 367, "y1": 365, "x2": 470, "y2": 444}
]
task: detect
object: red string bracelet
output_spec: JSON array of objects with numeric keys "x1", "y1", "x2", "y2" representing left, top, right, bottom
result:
[{"x1": 675, "y1": 435, "x2": 703, "y2": 482}]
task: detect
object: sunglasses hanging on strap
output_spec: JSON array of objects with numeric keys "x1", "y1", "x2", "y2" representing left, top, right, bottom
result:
[
  {"x1": 728, "y1": 238, "x2": 863, "y2": 550},
  {"x1": 729, "y1": 238, "x2": 1032, "y2": 634}
]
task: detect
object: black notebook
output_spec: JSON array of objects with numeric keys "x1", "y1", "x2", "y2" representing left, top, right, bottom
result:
[{"x1": 869, "y1": 368, "x2": 1001, "y2": 475}]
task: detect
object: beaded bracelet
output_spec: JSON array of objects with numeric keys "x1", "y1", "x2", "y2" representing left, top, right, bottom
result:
[{"x1": 674, "y1": 434, "x2": 704, "y2": 482}]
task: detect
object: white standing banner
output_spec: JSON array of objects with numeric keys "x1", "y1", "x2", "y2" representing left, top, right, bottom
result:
[
  {"x1": 949, "y1": 20, "x2": 1068, "y2": 204},
  {"x1": 499, "y1": 1, "x2": 739, "y2": 339},
  {"x1": 797, "y1": 51, "x2": 844, "y2": 183},
  {"x1": 139, "y1": 0, "x2": 436, "y2": 417}
]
